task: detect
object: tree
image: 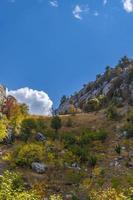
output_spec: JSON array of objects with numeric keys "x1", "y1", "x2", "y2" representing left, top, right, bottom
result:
[
  {"x1": 60, "y1": 95, "x2": 67, "y2": 105},
  {"x1": 51, "y1": 115, "x2": 62, "y2": 132},
  {"x1": 115, "y1": 144, "x2": 121, "y2": 155},
  {"x1": 118, "y1": 55, "x2": 131, "y2": 69},
  {"x1": 0, "y1": 119, "x2": 8, "y2": 142},
  {"x1": 19, "y1": 103, "x2": 29, "y2": 116},
  {"x1": 20, "y1": 118, "x2": 37, "y2": 141}
]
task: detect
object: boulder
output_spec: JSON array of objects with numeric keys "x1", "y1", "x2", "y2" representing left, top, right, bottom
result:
[
  {"x1": 35, "y1": 132, "x2": 46, "y2": 142},
  {"x1": 31, "y1": 162, "x2": 47, "y2": 173}
]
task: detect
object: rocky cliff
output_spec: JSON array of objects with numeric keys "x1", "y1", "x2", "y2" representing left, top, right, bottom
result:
[{"x1": 57, "y1": 56, "x2": 133, "y2": 114}]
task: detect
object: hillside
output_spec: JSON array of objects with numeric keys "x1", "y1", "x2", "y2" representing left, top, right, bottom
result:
[
  {"x1": 57, "y1": 56, "x2": 133, "y2": 114},
  {"x1": 1, "y1": 57, "x2": 133, "y2": 199},
  {"x1": 1, "y1": 109, "x2": 133, "y2": 199}
]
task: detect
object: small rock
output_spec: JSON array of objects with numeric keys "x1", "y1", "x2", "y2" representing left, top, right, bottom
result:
[
  {"x1": 31, "y1": 162, "x2": 47, "y2": 174},
  {"x1": 127, "y1": 162, "x2": 133, "y2": 168},
  {"x1": 66, "y1": 194, "x2": 72, "y2": 200},
  {"x1": 35, "y1": 132, "x2": 46, "y2": 142},
  {"x1": 123, "y1": 131, "x2": 128, "y2": 137},
  {"x1": 109, "y1": 162, "x2": 114, "y2": 167},
  {"x1": 114, "y1": 161, "x2": 120, "y2": 167},
  {"x1": 118, "y1": 156, "x2": 123, "y2": 160},
  {"x1": 71, "y1": 162, "x2": 79, "y2": 168}
]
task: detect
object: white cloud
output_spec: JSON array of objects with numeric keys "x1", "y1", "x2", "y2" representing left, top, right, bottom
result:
[
  {"x1": 8, "y1": 87, "x2": 53, "y2": 116},
  {"x1": 94, "y1": 11, "x2": 99, "y2": 16},
  {"x1": 72, "y1": 4, "x2": 89, "y2": 20},
  {"x1": 103, "y1": 0, "x2": 108, "y2": 5},
  {"x1": 49, "y1": 0, "x2": 58, "y2": 8},
  {"x1": 9, "y1": 0, "x2": 15, "y2": 3},
  {"x1": 123, "y1": 0, "x2": 133, "y2": 12}
]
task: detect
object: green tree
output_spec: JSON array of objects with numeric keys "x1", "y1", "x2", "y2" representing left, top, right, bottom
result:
[
  {"x1": 115, "y1": 144, "x2": 121, "y2": 155},
  {"x1": 20, "y1": 118, "x2": 37, "y2": 141},
  {"x1": 60, "y1": 95, "x2": 67, "y2": 105},
  {"x1": 51, "y1": 115, "x2": 62, "y2": 132},
  {"x1": 0, "y1": 119, "x2": 8, "y2": 142},
  {"x1": 19, "y1": 103, "x2": 29, "y2": 116}
]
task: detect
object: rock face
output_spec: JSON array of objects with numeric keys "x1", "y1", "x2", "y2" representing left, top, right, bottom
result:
[
  {"x1": 31, "y1": 162, "x2": 47, "y2": 174},
  {"x1": 0, "y1": 84, "x2": 17, "y2": 114},
  {"x1": 35, "y1": 132, "x2": 46, "y2": 142},
  {"x1": 56, "y1": 57, "x2": 133, "y2": 114}
]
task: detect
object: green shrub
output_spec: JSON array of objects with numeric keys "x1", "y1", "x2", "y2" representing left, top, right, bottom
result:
[
  {"x1": 36, "y1": 118, "x2": 47, "y2": 133},
  {"x1": 84, "y1": 98, "x2": 100, "y2": 112},
  {"x1": 20, "y1": 118, "x2": 37, "y2": 141},
  {"x1": 88, "y1": 154, "x2": 97, "y2": 168},
  {"x1": 16, "y1": 143, "x2": 44, "y2": 166},
  {"x1": 65, "y1": 170, "x2": 84, "y2": 185},
  {"x1": 111, "y1": 177, "x2": 122, "y2": 189},
  {"x1": 51, "y1": 116, "x2": 62, "y2": 132},
  {"x1": 115, "y1": 144, "x2": 121, "y2": 155},
  {"x1": 106, "y1": 105, "x2": 119, "y2": 120},
  {"x1": 0, "y1": 171, "x2": 40, "y2": 200},
  {"x1": 70, "y1": 145, "x2": 89, "y2": 162},
  {"x1": 0, "y1": 119, "x2": 8, "y2": 142},
  {"x1": 80, "y1": 130, "x2": 107, "y2": 145},
  {"x1": 63, "y1": 134, "x2": 77, "y2": 148}
]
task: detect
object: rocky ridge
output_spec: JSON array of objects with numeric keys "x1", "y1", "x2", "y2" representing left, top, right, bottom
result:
[{"x1": 57, "y1": 56, "x2": 133, "y2": 114}]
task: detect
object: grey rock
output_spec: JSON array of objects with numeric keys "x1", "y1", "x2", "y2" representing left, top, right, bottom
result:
[
  {"x1": 121, "y1": 146, "x2": 126, "y2": 150},
  {"x1": 66, "y1": 194, "x2": 73, "y2": 200},
  {"x1": 35, "y1": 132, "x2": 46, "y2": 142},
  {"x1": 71, "y1": 162, "x2": 79, "y2": 168},
  {"x1": 31, "y1": 162, "x2": 47, "y2": 173},
  {"x1": 127, "y1": 162, "x2": 133, "y2": 168}
]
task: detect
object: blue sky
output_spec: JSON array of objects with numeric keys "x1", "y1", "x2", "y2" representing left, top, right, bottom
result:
[{"x1": 0, "y1": 0, "x2": 133, "y2": 113}]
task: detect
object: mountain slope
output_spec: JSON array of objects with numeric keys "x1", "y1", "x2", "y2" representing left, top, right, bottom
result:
[{"x1": 57, "y1": 56, "x2": 133, "y2": 114}]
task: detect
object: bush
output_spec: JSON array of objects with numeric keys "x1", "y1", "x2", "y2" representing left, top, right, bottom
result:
[
  {"x1": 63, "y1": 134, "x2": 77, "y2": 148},
  {"x1": 0, "y1": 119, "x2": 8, "y2": 142},
  {"x1": 80, "y1": 130, "x2": 107, "y2": 145},
  {"x1": 51, "y1": 116, "x2": 62, "y2": 132},
  {"x1": 70, "y1": 145, "x2": 89, "y2": 162},
  {"x1": 106, "y1": 105, "x2": 119, "y2": 120},
  {"x1": 65, "y1": 170, "x2": 84, "y2": 185},
  {"x1": 0, "y1": 171, "x2": 40, "y2": 200},
  {"x1": 20, "y1": 118, "x2": 37, "y2": 141},
  {"x1": 88, "y1": 155, "x2": 97, "y2": 168},
  {"x1": 84, "y1": 98, "x2": 100, "y2": 112},
  {"x1": 115, "y1": 144, "x2": 121, "y2": 155},
  {"x1": 16, "y1": 143, "x2": 44, "y2": 166}
]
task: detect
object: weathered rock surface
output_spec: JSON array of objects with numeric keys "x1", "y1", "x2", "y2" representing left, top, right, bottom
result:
[
  {"x1": 31, "y1": 162, "x2": 47, "y2": 174},
  {"x1": 35, "y1": 132, "x2": 46, "y2": 142},
  {"x1": 56, "y1": 57, "x2": 133, "y2": 114}
]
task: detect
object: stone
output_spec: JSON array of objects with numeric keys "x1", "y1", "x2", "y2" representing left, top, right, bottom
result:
[
  {"x1": 72, "y1": 162, "x2": 79, "y2": 168},
  {"x1": 35, "y1": 132, "x2": 46, "y2": 142},
  {"x1": 66, "y1": 194, "x2": 73, "y2": 200},
  {"x1": 31, "y1": 162, "x2": 47, "y2": 173},
  {"x1": 121, "y1": 146, "x2": 126, "y2": 150},
  {"x1": 127, "y1": 162, "x2": 133, "y2": 168},
  {"x1": 114, "y1": 161, "x2": 120, "y2": 167}
]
